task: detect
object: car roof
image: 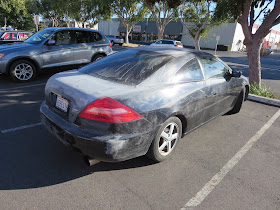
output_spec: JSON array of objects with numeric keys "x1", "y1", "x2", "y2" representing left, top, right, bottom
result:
[
  {"x1": 43, "y1": 27, "x2": 99, "y2": 33},
  {"x1": 132, "y1": 46, "x2": 215, "y2": 58},
  {"x1": 159, "y1": 39, "x2": 181, "y2": 42}
]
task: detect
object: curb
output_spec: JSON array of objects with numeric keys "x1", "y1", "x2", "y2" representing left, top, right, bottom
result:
[{"x1": 247, "y1": 94, "x2": 280, "y2": 108}]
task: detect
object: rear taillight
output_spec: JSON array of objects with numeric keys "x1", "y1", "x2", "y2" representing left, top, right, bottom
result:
[
  {"x1": 109, "y1": 43, "x2": 112, "y2": 49},
  {"x1": 78, "y1": 97, "x2": 143, "y2": 123},
  {"x1": 174, "y1": 45, "x2": 178, "y2": 47}
]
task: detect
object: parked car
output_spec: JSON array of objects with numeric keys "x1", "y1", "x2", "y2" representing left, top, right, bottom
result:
[
  {"x1": 0, "y1": 30, "x2": 33, "y2": 44},
  {"x1": 40, "y1": 46, "x2": 249, "y2": 165},
  {"x1": 106, "y1": 35, "x2": 124, "y2": 46},
  {"x1": 150, "y1": 39, "x2": 184, "y2": 48},
  {"x1": 0, "y1": 27, "x2": 112, "y2": 82}
]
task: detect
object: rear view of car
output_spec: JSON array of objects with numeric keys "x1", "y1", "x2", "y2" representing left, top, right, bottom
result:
[
  {"x1": 150, "y1": 39, "x2": 183, "y2": 48},
  {"x1": 106, "y1": 35, "x2": 124, "y2": 46},
  {"x1": 40, "y1": 46, "x2": 249, "y2": 165}
]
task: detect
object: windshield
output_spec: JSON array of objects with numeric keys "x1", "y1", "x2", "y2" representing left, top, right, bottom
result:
[
  {"x1": 79, "y1": 50, "x2": 174, "y2": 85},
  {"x1": 24, "y1": 30, "x2": 53, "y2": 44}
]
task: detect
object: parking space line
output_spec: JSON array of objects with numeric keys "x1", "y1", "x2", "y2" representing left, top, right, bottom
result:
[
  {"x1": 181, "y1": 109, "x2": 280, "y2": 209},
  {"x1": 1, "y1": 122, "x2": 43, "y2": 134},
  {"x1": 0, "y1": 83, "x2": 46, "y2": 91}
]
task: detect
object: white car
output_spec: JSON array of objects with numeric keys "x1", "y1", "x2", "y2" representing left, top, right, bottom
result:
[
  {"x1": 106, "y1": 35, "x2": 124, "y2": 46},
  {"x1": 150, "y1": 39, "x2": 183, "y2": 48}
]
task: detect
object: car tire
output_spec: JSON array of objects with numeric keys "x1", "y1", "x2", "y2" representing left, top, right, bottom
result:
[
  {"x1": 147, "y1": 117, "x2": 182, "y2": 162},
  {"x1": 227, "y1": 87, "x2": 245, "y2": 114},
  {"x1": 92, "y1": 54, "x2": 105, "y2": 62},
  {"x1": 9, "y1": 59, "x2": 37, "y2": 82}
]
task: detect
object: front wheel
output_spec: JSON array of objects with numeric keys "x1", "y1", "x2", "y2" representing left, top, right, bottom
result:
[
  {"x1": 227, "y1": 88, "x2": 245, "y2": 114},
  {"x1": 147, "y1": 117, "x2": 182, "y2": 162},
  {"x1": 9, "y1": 59, "x2": 37, "y2": 82}
]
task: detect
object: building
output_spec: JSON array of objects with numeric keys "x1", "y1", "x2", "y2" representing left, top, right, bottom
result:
[{"x1": 98, "y1": 19, "x2": 280, "y2": 51}]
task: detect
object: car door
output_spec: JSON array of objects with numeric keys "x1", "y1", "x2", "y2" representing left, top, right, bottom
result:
[
  {"x1": 198, "y1": 56, "x2": 237, "y2": 121},
  {"x1": 71, "y1": 30, "x2": 95, "y2": 65},
  {"x1": 42, "y1": 30, "x2": 75, "y2": 68}
]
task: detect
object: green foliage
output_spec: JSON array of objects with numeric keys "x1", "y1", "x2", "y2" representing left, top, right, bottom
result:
[
  {"x1": 250, "y1": 82, "x2": 280, "y2": 99},
  {"x1": 0, "y1": 0, "x2": 35, "y2": 30}
]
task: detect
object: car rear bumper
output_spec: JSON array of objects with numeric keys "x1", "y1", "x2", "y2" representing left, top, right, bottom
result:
[{"x1": 40, "y1": 101, "x2": 155, "y2": 162}]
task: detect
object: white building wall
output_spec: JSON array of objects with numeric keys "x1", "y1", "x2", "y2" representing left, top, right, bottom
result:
[
  {"x1": 181, "y1": 22, "x2": 237, "y2": 50},
  {"x1": 98, "y1": 20, "x2": 120, "y2": 35},
  {"x1": 231, "y1": 23, "x2": 245, "y2": 51}
]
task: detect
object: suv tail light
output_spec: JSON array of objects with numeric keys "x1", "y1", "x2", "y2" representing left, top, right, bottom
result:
[
  {"x1": 109, "y1": 43, "x2": 112, "y2": 49},
  {"x1": 78, "y1": 97, "x2": 143, "y2": 123},
  {"x1": 174, "y1": 44, "x2": 178, "y2": 47}
]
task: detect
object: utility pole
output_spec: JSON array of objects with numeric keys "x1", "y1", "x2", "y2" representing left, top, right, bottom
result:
[{"x1": 4, "y1": 17, "x2": 7, "y2": 30}]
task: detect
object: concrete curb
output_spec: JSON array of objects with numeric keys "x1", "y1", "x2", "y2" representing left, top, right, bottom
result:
[{"x1": 247, "y1": 94, "x2": 280, "y2": 108}]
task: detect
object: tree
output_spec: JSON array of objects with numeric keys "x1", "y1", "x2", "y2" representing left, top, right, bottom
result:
[
  {"x1": 112, "y1": 0, "x2": 148, "y2": 43},
  {"x1": 214, "y1": 0, "x2": 280, "y2": 85},
  {"x1": 179, "y1": 0, "x2": 224, "y2": 50},
  {"x1": 145, "y1": 0, "x2": 180, "y2": 40},
  {"x1": 74, "y1": 0, "x2": 112, "y2": 28},
  {"x1": 0, "y1": 0, "x2": 35, "y2": 30}
]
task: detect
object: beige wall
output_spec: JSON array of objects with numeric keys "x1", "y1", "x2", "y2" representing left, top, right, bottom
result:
[
  {"x1": 181, "y1": 22, "x2": 237, "y2": 51},
  {"x1": 98, "y1": 20, "x2": 120, "y2": 36}
]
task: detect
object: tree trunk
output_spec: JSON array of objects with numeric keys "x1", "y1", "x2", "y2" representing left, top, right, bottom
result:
[
  {"x1": 246, "y1": 40, "x2": 262, "y2": 85},
  {"x1": 194, "y1": 32, "x2": 201, "y2": 50},
  {"x1": 125, "y1": 28, "x2": 129, "y2": 43},
  {"x1": 157, "y1": 28, "x2": 164, "y2": 40}
]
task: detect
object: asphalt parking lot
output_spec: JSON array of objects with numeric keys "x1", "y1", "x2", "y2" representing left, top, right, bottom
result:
[{"x1": 0, "y1": 47, "x2": 280, "y2": 209}]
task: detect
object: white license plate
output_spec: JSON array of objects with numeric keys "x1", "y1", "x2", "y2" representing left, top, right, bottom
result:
[{"x1": 55, "y1": 95, "x2": 69, "y2": 113}]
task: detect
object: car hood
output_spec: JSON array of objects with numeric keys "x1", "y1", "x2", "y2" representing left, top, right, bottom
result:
[
  {"x1": 45, "y1": 70, "x2": 137, "y2": 123},
  {"x1": 0, "y1": 42, "x2": 35, "y2": 52}
]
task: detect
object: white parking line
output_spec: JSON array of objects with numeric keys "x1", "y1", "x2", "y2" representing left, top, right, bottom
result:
[
  {"x1": 181, "y1": 108, "x2": 280, "y2": 209},
  {"x1": 1, "y1": 122, "x2": 43, "y2": 134},
  {"x1": 0, "y1": 83, "x2": 46, "y2": 91}
]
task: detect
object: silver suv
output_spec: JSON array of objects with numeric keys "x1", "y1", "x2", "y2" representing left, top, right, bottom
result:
[{"x1": 0, "y1": 27, "x2": 112, "y2": 82}]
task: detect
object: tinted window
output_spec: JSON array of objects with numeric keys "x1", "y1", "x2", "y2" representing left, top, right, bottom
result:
[
  {"x1": 91, "y1": 32, "x2": 102, "y2": 42},
  {"x1": 75, "y1": 31, "x2": 90, "y2": 43},
  {"x1": 79, "y1": 50, "x2": 174, "y2": 85},
  {"x1": 162, "y1": 40, "x2": 173, "y2": 44},
  {"x1": 172, "y1": 58, "x2": 204, "y2": 82},
  {"x1": 199, "y1": 57, "x2": 228, "y2": 79}
]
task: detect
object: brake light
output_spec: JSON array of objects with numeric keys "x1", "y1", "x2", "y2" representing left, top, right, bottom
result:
[
  {"x1": 174, "y1": 45, "x2": 178, "y2": 47},
  {"x1": 109, "y1": 43, "x2": 112, "y2": 49},
  {"x1": 78, "y1": 97, "x2": 143, "y2": 123}
]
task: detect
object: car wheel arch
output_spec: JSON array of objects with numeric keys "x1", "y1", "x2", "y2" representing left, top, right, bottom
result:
[
  {"x1": 91, "y1": 52, "x2": 107, "y2": 62},
  {"x1": 7, "y1": 57, "x2": 39, "y2": 75}
]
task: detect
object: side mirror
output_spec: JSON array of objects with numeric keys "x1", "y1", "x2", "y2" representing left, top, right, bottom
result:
[
  {"x1": 46, "y1": 39, "x2": 55, "y2": 46},
  {"x1": 232, "y1": 69, "x2": 242, "y2": 78}
]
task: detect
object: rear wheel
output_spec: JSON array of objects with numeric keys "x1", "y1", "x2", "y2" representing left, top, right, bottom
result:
[
  {"x1": 92, "y1": 54, "x2": 105, "y2": 62},
  {"x1": 147, "y1": 117, "x2": 182, "y2": 162},
  {"x1": 9, "y1": 59, "x2": 36, "y2": 82}
]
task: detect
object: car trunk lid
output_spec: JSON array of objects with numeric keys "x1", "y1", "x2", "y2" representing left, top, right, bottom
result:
[{"x1": 45, "y1": 70, "x2": 133, "y2": 123}]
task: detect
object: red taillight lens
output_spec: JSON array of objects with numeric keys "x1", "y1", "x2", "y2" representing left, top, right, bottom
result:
[
  {"x1": 78, "y1": 97, "x2": 143, "y2": 123},
  {"x1": 109, "y1": 43, "x2": 112, "y2": 49},
  {"x1": 174, "y1": 44, "x2": 178, "y2": 47}
]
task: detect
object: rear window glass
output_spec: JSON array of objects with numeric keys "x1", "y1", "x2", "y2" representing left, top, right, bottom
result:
[
  {"x1": 79, "y1": 50, "x2": 174, "y2": 85},
  {"x1": 176, "y1": 41, "x2": 183, "y2": 46}
]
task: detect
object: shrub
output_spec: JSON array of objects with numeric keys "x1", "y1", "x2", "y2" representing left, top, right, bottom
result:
[{"x1": 250, "y1": 82, "x2": 280, "y2": 100}]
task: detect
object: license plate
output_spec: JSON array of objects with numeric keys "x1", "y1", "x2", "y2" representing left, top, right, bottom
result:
[{"x1": 55, "y1": 95, "x2": 69, "y2": 113}]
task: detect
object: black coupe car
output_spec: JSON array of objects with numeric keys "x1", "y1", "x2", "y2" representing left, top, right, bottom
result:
[{"x1": 40, "y1": 46, "x2": 249, "y2": 164}]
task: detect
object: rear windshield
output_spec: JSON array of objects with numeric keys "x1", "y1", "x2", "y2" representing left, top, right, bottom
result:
[
  {"x1": 176, "y1": 41, "x2": 183, "y2": 46},
  {"x1": 79, "y1": 50, "x2": 174, "y2": 85}
]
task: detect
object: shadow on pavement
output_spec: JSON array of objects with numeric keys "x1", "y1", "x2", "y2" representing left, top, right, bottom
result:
[{"x1": 0, "y1": 127, "x2": 155, "y2": 190}]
